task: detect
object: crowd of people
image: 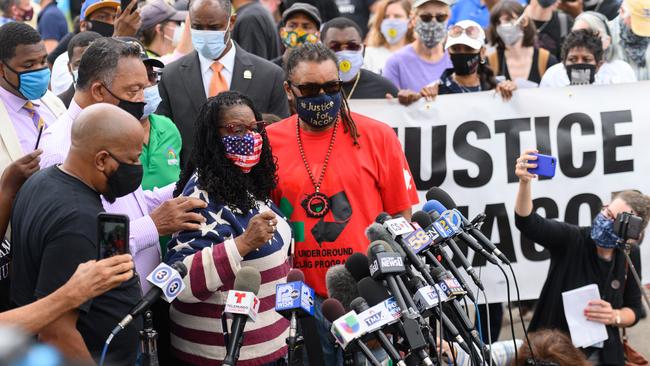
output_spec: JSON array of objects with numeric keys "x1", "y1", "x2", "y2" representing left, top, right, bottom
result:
[{"x1": 0, "y1": 0, "x2": 649, "y2": 365}]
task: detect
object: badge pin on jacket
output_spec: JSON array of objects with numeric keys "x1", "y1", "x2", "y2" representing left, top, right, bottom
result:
[{"x1": 244, "y1": 70, "x2": 252, "y2": 79}]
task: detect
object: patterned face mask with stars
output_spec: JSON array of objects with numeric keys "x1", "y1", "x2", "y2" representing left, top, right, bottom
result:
[{"x1": 222, "y1": 132, "x2": 263, "y2": 173}]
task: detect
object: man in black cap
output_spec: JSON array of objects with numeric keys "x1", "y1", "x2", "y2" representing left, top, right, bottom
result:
[
  {"x1": 231, "y1": 0, "x2": 281, "y2": 60},
  {"x1": 272, "y1": 2, "x2": 322, "y2": 68}
]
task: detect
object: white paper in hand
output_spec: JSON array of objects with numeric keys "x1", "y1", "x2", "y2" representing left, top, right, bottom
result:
[{"x1": 561, "y1": 284, "x2": 608, "y2": 348}]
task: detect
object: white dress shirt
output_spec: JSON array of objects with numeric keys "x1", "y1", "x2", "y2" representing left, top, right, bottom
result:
[{"x1": 197, "y1": 40, "x2": 237, "y2": 98}]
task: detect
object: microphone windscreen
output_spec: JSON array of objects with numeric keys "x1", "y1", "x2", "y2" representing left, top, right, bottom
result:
[
  {"x1": 349, "y1": 297, "x2": 369, "y2": 313},
  {"x1": 234, "y1": 267, "x2": 261, "y2": 295},
  {"x1": 321, "y1": 298, "x2": 346, "y2": 323},
  {"x1": 422, "y1": 200, "x2": 447, "y2": 216},
  {"x1": 326, "y1": 265, "x2": 359, "y2": 311},
  {"x1": 357, "y1": 277, "x2": 390, "y2": 306},
  {"x1": 367, "y1": 223, "x2": 408, "y2": 258},
  {"x1": 344, "y1": 253, "x2": 370, "y2": 281},
  {"x1": 411, "y1": 211, "x2": 433, "y2": 229},
  {"x1": 430, "y1": 267, "x2": 445, "y2": 282},
  {"x1": 375, "y1": 212, "x2": 391, "y2": 224},
  {"x1": 367, "y1": 240, "x2": 388, "y2": 258},
  {"x1": 171, "y1": 261, "x2": 188, "y2": 277},
  {"x1": 287, "y1": 268, "x2": 305, "y2": 283},
  {"x1": 425, "y1": 187, "x2": 457, "y2": 209}
]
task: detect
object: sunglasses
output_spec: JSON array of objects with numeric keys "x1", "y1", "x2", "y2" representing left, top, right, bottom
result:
[
  {"x1": 448, "y1": 25, "x2": 482, "y2": 39},
  {"x1": 419, "y1": 12, "x2": 449, "y2": 23},
  {"x1": 289, "y1": 80, "x2": 343, "y2": 98},
  {"x1": 147, "y1": 70, "x2": 162, "y2": 84},
  {"x1": 328, "y1": 42, "x2": 363, "y2": 53},
  {"x1": 219, "y1": 121, "x2": 269, "y2": 136}
]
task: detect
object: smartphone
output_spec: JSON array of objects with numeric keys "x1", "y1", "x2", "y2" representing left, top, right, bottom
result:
[
  {"x1": 528, "y1": 153, "x2": 556, "y2": 178},
  {"x1": 97, "y1": 213, "x2": 129, "y2": 259},
  {"x1": 120, "y1": 0, "x2": 137, "y2": 14}
]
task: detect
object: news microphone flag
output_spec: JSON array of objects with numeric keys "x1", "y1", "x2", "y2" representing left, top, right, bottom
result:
[
  {"x1": 330, "y1": 311, "x2": 368, "y2": 349},
  {"x1": 145, "y1": 262, "x2": 186, "y2": 303},
  {"x1": 225, "y1": 290, "x2": 260, "y2": 322},
  {"x1": 275, "y1": 281, "x2": 315, "y2": 317},
  {"x1": 357, "y1": 297, "x2": 401, "y2": 333}
]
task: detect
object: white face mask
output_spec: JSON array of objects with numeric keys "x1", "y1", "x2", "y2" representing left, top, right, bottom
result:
[
  {"x1": 336, "y1": 49, "x2": 364, "y2": 82},
  {"x1": 171, "y1": 23, "x2": 183, "y2": 47},
  {"x1": 71, "y1": 69, "x2": 79, "y2": 85}
]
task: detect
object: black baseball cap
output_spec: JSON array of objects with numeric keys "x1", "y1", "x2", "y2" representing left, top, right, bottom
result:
[{"x1": 281, "y1": 2, "x2": 321, "y2": 28}]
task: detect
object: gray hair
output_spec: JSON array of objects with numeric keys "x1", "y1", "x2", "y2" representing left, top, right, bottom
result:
[
  {"x1": 76, "y1": 38, "x2": 142, "y2": 90},
  {"x1": 189, "y1": 0, "x2": 231, "y2": 15},
  {"x1": 574, "y1": 11, "x2": 619, "y2": 62}
]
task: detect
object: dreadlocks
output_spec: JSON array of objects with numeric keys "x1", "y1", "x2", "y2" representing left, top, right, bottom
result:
[{"x1": 284, "y1": 42, "x2": 360, "y2": 146}]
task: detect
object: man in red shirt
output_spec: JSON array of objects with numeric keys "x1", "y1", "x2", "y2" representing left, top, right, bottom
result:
[{"x1": 266, "y1": 42, "x2": 419, "y2": 364}]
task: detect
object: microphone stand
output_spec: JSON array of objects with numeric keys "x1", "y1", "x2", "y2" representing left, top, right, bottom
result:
[
  {"x1": 139, "y1": 311, "x2": 159, "y2": 366},
  {"x1": 286, "y1": 313, "x2": 305, "y2": 366}
]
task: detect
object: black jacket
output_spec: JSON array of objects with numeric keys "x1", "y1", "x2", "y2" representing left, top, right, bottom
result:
[
  {"x1": 156, "y1": 44, "x2": 289, "y2": 165},
  {"x1": 516, "y1": 212, "x2": 644, "y2": 366}
]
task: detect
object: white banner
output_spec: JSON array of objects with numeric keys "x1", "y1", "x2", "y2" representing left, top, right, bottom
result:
[{"x1": 350, "y1": 81, "x2": 650, "y2": 303}]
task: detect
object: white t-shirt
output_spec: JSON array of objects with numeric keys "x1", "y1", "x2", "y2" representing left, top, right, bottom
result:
[
  {"x1": 363, "y1": 46, "x2": 394, "y2": 75},
  {"x1": 51, "y1": 52, "x2": 72, "y2": 95},
  {"x1": 539, "y1": 59, "x2": 638, "y2": 87}
]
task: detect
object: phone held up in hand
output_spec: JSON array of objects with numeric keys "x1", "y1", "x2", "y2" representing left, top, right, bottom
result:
[
  {"x1": 97, "y1": 213, "x2": 129, "y2": 259},
  {"x1": 527, "y1": 153, "x2": 557, "y2": 178}
]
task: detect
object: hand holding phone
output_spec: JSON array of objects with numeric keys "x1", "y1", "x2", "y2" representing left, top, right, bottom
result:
[
  {"x1": 98, "y1": 213, "x2": 130, "y2": 259},
  {"x1": 528, "y1": 153, "x2": 556, "y2": 178}
]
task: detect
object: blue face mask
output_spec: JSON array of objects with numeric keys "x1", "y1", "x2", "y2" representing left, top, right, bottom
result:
[
  {"x1": 295, "y1": 92, "x2": 342, "y2": 128},
  {"x1": 3, "y1": 65, "x2": 51, "y2": 100},
  {"x1": 142, "y1": 85, "x2": 162, "y2": 118},
  {"x1": 191, "y1": 23, "x2": 230, "y2": 60},
  {"x1": 590, "y1": 212, "x2": 621, "y2": 248}
]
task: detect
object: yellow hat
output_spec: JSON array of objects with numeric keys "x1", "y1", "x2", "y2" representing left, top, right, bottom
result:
[{"x1": 627, "y1": 0, "x2": 650, "y2": 37}]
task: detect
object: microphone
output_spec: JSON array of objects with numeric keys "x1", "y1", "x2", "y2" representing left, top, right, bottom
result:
[
  {"x1": 112, "y1": 261, "x2": 187, "y2": 337},
  {"x1": 276, "y1": 269, "x2": 314, "y2": 338},
  {"x1": 350, "y1": 297, "x2": 406, "y2": 366},
  {"x1": 423, "y1": 201, "x2": 485, "y2": 291},
  {"x1": 322, "y1": 298, "x2": 382, "y2": 366},
  {"x1": 430, "y1": 267, "x2": 488, "y2": 355},
  {"x1": 223, "y1": 267, "x2": 262, "y2": 366},
  {"x1": 326, "y1": 264, "x2": 359, "y2": 311},
  {"x1": 372, "y1": 215, "x2": 437, "y2": 287},
  {"x1": 365, "y1": 223, "x2": 407, "y2": 258},
  {"x1": 344, "y1": 252, "x2": 371, "y2": 281},
  {"x1": 366, "y1": 242, "x2": 434, "y2": 366},
  {"x1": 426, "y1": 187, "x2": 510, "y2": 264}
]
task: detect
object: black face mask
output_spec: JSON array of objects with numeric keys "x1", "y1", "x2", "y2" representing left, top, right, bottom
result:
[
  {"x1": 450, "y1": 53, "x2": 481, "y2": 76},
  {"x1": 87, "y1": 20, "x2": 114, "y2": 37},
  {"x1": 103, "y1": 151, "x2": 143, "y2": 203},
  {"x1": 566, "y1": 63, "x2": 596, "y2": 85},
  {"x1": 103, "y1": 84, "x2": 146, "y2": 120}
]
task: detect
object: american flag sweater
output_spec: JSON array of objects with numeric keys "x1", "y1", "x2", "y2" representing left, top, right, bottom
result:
[{"x1": 165, "y1": 174, "x2": 291, "y2": 365}]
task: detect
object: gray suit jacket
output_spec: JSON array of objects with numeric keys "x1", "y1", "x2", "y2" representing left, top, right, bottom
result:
[{"x1": 156, "y1": 45, "x2": 289, "y2": 163}]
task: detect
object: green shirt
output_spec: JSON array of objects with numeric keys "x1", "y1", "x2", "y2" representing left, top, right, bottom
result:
[{"x1": 140, "y1": 114, "x2": 182, "y2": 191}]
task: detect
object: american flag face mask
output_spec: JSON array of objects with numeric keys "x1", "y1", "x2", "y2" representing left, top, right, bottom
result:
[{"x1": 222, "y1": 132, "x2": 263, "y2": 173}]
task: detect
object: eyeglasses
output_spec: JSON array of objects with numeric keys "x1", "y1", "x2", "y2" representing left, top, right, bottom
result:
[
  {"x1": 419, "y1": 12, "x2": 449, "y2": 23},
  {"x1": 328, "y1": 42, "x2": 363, "y2": 53},
  {"x1": 218, "y1": 121, "x2": 269, "y2": 135},
  {"x1": 448, "y1": 25, "x2": 482, "y2": 39},
  {"x1": 289, "y1": 80, "x2": 343, "y2": 98}
]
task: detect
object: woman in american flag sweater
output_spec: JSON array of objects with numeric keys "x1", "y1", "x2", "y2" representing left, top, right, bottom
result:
[{"x1": 165, "y1": 92, "x2": 291, "y2": 365}]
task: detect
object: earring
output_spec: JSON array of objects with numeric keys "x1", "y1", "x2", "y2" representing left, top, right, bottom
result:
[{"x1": 480, "y1": 57, "x2": 486, "y2": 64}]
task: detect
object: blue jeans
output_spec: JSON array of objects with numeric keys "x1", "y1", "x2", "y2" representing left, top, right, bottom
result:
[{"x1": 312, "y1": 295, "x2": 389, "y2": 366}]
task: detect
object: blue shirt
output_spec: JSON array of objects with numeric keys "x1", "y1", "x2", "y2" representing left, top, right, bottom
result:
[
  {"x1": 37, "y1": 2, "x2": 68, "y2": 41},
  {"x1": 449, "y1": 0, "x2": 528, "y2": 27}
]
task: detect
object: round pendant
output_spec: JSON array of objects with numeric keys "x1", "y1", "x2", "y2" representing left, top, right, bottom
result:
[{"x1": 301, "y1": 192, "x2": 330, "y2": 218}]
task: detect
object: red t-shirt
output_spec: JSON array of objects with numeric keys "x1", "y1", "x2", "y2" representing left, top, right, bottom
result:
[{"x1": 267, "y1": 112, "x2": 419, "y2": 296}]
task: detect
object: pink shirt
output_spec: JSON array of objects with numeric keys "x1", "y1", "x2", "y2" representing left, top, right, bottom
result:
[
  {"x1": 0, "y1": 85, "x2": 59, "y2": 154},
  {"x1": 39, "y1": 99, "x2": 174, "y2": 292}
]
